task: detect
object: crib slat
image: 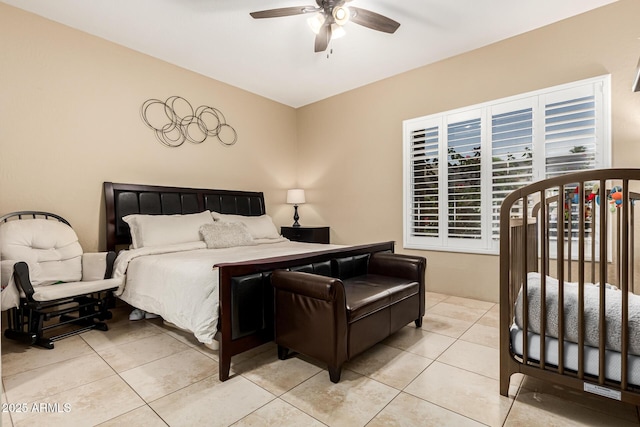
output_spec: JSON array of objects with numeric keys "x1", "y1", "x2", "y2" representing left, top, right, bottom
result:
[
  {"x1": 598, "y1": 179, "x2": 607, "y2": 385},
  {"x1": 617, "y1": 208, "x2": 622, "y2": 288},
  {"x1": 545, "y1": 196, "x2": 551, "y2": 275},
  {"x1": 567, "y1": 190, "x2": 573, "y2": 283},
  {"x1": 522, "y1": 195, "x2": 529, "y2": 365},
  {"x1": 621, "y1": 180, "x2": 629, "y2": 390},
  {"x1": 539, "y1": 190, "x2": 547, "y2": 369},
  {"x1": 578, "y1": 182, "x2": 586, "y2": 379},
  {"x1": 538, "y1": 194, "x2": 549, "y2": 276},
  {"x1": 577, "y1": 182, "x2": 585, "y2": 280},
  {"x1": 631, "y1": 198, "x2": 635, "y2": 294},
  {"x1": 557, "y1": 184, "x2": 565, "y2": 374},
  {"x1": 591, "y1": 197, "x2": 596, "y2": 285},
  {"x1": 543, "y1": 199, "x2": 548, "y2": 276},
  {"x1": 538, "y1": 189, "x2": 549, "y2": 300}
]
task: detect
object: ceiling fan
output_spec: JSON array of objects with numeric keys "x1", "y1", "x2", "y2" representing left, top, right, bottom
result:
[{"x1": 250, "y1": 1, "x2": 400, "y2": 53}]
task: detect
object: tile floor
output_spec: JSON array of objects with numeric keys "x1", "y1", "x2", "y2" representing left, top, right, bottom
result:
[{"x1": 2, "y1": 293, "x2": 639, "y2": 426}]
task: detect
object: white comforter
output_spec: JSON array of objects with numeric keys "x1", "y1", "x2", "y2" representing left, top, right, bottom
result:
[
  {"x1": 515, "y1": 272, "x2": 640, "y2": 356},
  {"x1": 113, "y1": 239, "x2": 343, "y2": 345}
]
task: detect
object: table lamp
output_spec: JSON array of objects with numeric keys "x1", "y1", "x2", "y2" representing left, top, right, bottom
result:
[{"x1": 286, "y1": 189, "x2": 306, "y2": 227}]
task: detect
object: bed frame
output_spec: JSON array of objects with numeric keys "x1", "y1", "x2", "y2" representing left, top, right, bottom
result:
[
  {"x1": 499, "y1": 168, "x2": 640, "y2": 405},
  {"x1": 103, "y1": 182, "x2": 395, "y2": 381}
]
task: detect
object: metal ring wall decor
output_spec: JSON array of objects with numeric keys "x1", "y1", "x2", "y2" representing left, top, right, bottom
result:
[{"x1": 141, "y1": 96, "x2": 237, "y2": 148}]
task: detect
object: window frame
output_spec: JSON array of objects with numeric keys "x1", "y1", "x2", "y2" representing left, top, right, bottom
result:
[{"x1": 403, "y1": 75, "x2": 611, "y2": 254}]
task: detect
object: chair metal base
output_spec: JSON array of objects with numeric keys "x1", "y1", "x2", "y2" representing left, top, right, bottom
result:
[{"x1": 4, "y1": 291, "x2": 115, "y2": 349}]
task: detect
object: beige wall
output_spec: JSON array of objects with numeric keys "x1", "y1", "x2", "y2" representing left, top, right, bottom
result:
[
  {"x1": 3, "y1": 2, "x2": 640, "y2": 303},
  {"x1": 296, "y1": 0, "x2": 640, "y2": 302},
  {"x1": 0, "y1": 4, "x2": 298, "y2": 252}
]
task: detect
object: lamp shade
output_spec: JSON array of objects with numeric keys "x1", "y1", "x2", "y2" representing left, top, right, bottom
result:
[
  {"x1": 332, "y1": 6, "x2": 350, "y2": 25},
  {"x1": 287, "y1": 189, "x2": 306, "y2": 205},
  {"x1": 307, "y1": 13, "x2": 325, "y2": 34}
]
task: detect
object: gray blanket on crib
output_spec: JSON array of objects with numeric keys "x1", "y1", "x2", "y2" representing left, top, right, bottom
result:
[{"x1": 515, "y1": 273, "x2": 640, "y2": 356}]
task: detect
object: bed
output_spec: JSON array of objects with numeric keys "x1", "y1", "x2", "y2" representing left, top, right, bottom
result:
[
  {"x1": 104, "y1": 182, "x2": 396, "y2": 381},
  {"x1": 499, "y1": 168, "x2": 640, "y2": 405}
]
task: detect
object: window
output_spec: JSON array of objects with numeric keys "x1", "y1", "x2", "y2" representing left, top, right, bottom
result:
[{"x1": 403, "y1": 75, "x2": 611, "y2": 254}]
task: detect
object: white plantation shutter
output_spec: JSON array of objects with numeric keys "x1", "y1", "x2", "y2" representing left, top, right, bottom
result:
[
  {"x1": 403, "y1": 75, "x2": 610, "y2": 254},
  {"x1": 490, "y1": 101, "x2": 535, "y2": 241},
  {"x1": 409, "y1": 123, "x2": 440, "y2": 239},
  {"x1": 447, "y1": 116, "x2": 482, "y2": 240},
  {"x1": 544, "y1": 85, "x2": 599, "y2": 178}
]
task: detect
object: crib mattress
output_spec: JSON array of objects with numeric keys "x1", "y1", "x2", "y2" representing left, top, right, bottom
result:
[
  {"x1": 510, "y1": 324, "x2": 640, "y2": 387},
  {"x1": 515, "y1": 273, "x2": 640, "y2": 356}
]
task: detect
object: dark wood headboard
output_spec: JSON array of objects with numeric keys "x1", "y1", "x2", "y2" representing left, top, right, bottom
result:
[{"x1": 104, "y1": 182, "x2": 266, "y2": 252}]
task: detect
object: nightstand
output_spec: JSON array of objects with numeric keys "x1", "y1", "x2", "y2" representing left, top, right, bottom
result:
[{"x1": 281, "y1": 226, "x2": 330, "y2": 244}]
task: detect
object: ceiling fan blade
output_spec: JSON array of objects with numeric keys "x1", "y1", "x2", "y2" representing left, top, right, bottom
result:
[
  {"x1": 314, "y1": 24, "x2": 332, "y2": 53},
  {"x1": 349, "y1": 6, "x2": 400, "y2": 34},
  {"x1": 250, "y1": 6, "x2": 318, "y2": 19}
]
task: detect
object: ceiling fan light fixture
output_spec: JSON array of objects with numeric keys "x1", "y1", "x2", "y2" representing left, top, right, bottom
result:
[
  {"x1": 307, "y1": 13, "x2": 325, "y2": 34},
  {"x1": 249, "y1": 3, "x2": 400, "y2": 53},
  {"x1": 332, "y1": 6, "x2": 350, "y2": 25},
  {"x1": 331, "y1": 23, "x2": 346, "y2": 39}
]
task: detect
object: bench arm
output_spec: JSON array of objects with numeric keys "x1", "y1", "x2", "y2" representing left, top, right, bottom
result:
[
  {"x1": 271, "y1": 270, "x2": 348, "y2": 369},
  {"x1": 368, "y1": 252, "x2": 426, "y2": 283},
  {"x1": 369, "y1": 252, "x2": 426, "y2": 319}
]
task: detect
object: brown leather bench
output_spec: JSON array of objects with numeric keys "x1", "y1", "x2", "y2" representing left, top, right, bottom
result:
[{"x1": 272, "y1": 252, "x2": 426, "y2": 383}]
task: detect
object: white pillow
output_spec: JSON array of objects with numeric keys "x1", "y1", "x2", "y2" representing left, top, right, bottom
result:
[
  {"x1": 123, "y1": 211, "x2": 214, "y2": 248},
  {"x1": 211, "y1": 212, "x2": 280, "y2": 239},
  {"x1": 199, "y1": 222, "x2": 255, "y2": 249}
]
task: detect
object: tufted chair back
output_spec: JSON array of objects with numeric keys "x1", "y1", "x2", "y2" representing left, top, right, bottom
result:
[{"x1": 0, "y1": 219, "x2": 83, "y2": 287}]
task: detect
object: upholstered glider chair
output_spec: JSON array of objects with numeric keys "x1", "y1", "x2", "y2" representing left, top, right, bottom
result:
[{"x1": 0, "y1": 211, "x2": 121, "y2": 349}]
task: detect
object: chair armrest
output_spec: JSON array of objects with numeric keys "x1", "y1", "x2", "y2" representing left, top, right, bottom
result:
[
  {"x1": 272, "y1": 270, "x2": 345, "y2": 302},
  {"x1": 1, "y1": 260, "x2": 21, "y2": 310},
  {"x1": 1, "y1": 260, "x2": 16, "y2": 290},
  {"x1": 368, "y1": 252, "x2": 426, "y2": 283},
  {"x1": 82, "y1": 252, "x2": 117, "y2": 281},
  {"x1": 13, "y1": 261, "x2": 35, "y2": 300}
]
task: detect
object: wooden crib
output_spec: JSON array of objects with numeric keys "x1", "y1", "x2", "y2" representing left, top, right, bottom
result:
[{"x1": 499, "y1": 168, "x2": 640, "y2": 405}]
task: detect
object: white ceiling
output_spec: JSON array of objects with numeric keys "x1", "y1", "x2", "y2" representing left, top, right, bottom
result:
[{"x1": 3, "y1": 0, "x2": 617, "y2": 107}]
